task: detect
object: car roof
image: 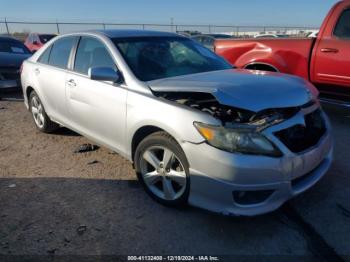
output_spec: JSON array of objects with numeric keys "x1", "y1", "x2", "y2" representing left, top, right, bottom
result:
[{"x1": 89, "y1": 29, "x2": 182, "y2": 39}]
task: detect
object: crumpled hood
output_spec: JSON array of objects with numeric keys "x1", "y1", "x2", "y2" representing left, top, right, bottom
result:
[
  {"x1": 0, "y1": 52, "x2": 31, "y2": 68},
  {"x1": 148, "y1": 69, "x2": 316, "y2": 112}
]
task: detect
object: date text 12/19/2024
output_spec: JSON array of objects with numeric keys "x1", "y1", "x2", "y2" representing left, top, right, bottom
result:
[{"x1": 128, "y1": 256, "x2": 220, "y2": 261}]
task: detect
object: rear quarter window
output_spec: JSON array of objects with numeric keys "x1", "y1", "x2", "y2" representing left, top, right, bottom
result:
[
  {"x1": 38, "y1": 45, "x2": 52, "y2": 64},
  {"x1": 48, "y1": 37, "x2": 76, "y2": 69}
]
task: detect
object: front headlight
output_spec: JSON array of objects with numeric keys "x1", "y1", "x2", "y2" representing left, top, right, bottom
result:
[{"x1": 194, "y1": 122, "x2": 282, "y2": 157}]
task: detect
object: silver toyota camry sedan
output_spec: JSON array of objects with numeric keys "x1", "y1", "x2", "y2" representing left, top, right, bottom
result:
[{"x1": 21, "y1": 30, "x2": 333, "y2": 216}]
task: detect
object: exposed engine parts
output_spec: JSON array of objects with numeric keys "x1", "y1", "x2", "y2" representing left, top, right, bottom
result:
[{"x1": 155, "y1": 91, "x2": 303, "y2": 129}]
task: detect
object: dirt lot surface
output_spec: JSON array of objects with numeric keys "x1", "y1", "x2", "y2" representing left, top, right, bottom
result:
[{"x1": 0, "y1": 92, "x2": 350, "y2": 261}]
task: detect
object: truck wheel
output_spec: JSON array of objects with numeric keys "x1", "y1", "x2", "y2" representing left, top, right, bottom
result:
[
  {"x1": 134, "y1": 131, "x2": 190, "y2": 206},
  {"x1": 29, "y1": 91, "x2": 59, "y2": 133}
]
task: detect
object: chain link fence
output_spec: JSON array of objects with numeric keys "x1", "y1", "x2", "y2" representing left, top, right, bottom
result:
[{"x1": 0, "y1": 19, "x2": 319, "y2": 41}]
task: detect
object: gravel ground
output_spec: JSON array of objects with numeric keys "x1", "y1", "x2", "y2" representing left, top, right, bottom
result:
[{"x1": 0, "y1": 92, "x2": 349, "y2": 261}]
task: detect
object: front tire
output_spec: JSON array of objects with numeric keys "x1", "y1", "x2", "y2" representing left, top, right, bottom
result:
[
  {"x1": 134, "y1": 131, "x2": 190, "y2": 206},
  {"x1": 29, "y1": 91, "x2": 59, "y2": 133}
]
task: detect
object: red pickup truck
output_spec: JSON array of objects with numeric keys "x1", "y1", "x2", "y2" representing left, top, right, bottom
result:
[{"x1": 215, "y1": 0, "x2": 350, "y2": 105}]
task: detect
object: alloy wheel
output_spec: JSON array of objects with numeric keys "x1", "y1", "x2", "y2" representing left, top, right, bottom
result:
[
  {"x1": 31, "y1": 95, "x2": 45, "y2": 129},
  {"x1": 140, "y1": 146, "x2": 187, "y2": 201}
]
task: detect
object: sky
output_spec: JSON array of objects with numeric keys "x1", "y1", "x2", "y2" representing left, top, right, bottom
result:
[{"x1": 0, "y1": 0, "x2": 340, "y2": 27}]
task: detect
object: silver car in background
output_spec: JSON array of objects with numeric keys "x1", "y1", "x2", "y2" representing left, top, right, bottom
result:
[{"x1": 21, "y1": 30, "x2": 333, "y2": 216}]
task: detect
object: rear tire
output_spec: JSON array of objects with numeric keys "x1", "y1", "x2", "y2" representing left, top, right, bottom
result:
[
  {"x1": 134, "y1": 131, "x2": 190, "y2": 206},
  {"x1": 29, "y1": 90, "x2": 59, "y2": 133}
]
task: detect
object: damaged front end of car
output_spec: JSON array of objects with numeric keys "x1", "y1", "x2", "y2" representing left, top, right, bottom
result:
[
  {"x1": 153, "y1": 91, "x2": 308, "y2": 128},
  {"x1": 153, "y1": 91, "x2": 316, "y2": 157}
]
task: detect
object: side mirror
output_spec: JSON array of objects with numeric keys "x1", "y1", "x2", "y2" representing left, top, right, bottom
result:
[
  {"x1": 88, "y1": 67, "x2": 122, "y2": 83},
  {"x1": 33, "y1": 41, "x2": 38, "y2": 45}
]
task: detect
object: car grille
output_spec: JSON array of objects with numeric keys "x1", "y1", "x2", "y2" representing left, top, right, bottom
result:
[
  {"x1": 0, "y1": 67, "x2": 20, "y2": 81},
  {"x1": 274, "y1": 109, "x2": 326, "y2": 153}
]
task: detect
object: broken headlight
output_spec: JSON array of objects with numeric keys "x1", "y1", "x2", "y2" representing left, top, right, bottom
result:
[{"x1": 194, "y1": 122, "x2": 282, "y2": 157}]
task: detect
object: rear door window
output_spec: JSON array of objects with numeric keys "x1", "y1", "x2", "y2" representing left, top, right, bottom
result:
[
  {"x1": 48, "y1": 37, "x2": 76, "y2": 69},
  {"x1": 334, "y1": 9, "x2": 350, "y2": 38}
]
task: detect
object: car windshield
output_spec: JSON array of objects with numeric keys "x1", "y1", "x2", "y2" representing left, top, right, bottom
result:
[
  {"x1": 39, "y1": 34, "x2": 56, "y2": 43},
  {"x1": 113, "y1": 36, "x2": 232, "y2": 81},
  {"x1": 0, "y1": 39, "x2": 31, "y2": 54}
]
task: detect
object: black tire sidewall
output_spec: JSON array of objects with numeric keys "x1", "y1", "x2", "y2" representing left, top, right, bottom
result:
[{"x1": 134, "y1": 132, "x2": 190, "y2": 206}]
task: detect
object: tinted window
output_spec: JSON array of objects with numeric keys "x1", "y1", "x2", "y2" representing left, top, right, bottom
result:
[
  {"x1": 38, "y1": 45, "x2": 52, "y2": 64},
  {"x1": 0, "y1": 39, "x2": 31, "y2": 54},
  {"x1": 334, "y1": 9, "x2": 350, "y2": 38},
  {"x1": 191, "y1": 36, "x2": 202, "y2": 43},
  {"x1": 203, "y1": 36, "x2": 214, "y2": 45},
  {"x1": 74, "y1": 37, "x2": 115, "y2": 75},
  {"x1": 48, "y1": 37, "x2": 75, "y2": 69},
  {"x1": 113, "y1": 36, "x2": 232, "y2": 81}
]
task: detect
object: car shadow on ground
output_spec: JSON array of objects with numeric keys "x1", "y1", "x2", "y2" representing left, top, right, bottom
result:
[
  {"x1": 0, "y1": 176, "x2": 311, "y2": 256},
  {"x1": 53, "y1": 127, "x2": 81, "y2": 137}
]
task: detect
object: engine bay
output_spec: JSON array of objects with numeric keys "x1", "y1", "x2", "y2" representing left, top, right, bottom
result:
[{"x1": 154, "y1": 91, "x2": 301, "y2": 130}]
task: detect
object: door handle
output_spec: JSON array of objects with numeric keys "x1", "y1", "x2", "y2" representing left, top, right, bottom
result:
[
  {"x1": 67, "y1": 79, "x2": 76, "y2": 87},
  {"x1": 320, "y1": 48, "x2": 339, "y2": 53},
  {"x1": 34, "y1": 68, "x2": 40, "y2": 75}
]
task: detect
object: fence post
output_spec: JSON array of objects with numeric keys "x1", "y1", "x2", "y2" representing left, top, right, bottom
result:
[
  {"x1": 208, "y1": 25, "x2": 211, "y2": 33},
  {"x1": 4, "y1": 17, "x2": 10, "y2": 35},
  {"x1": 142, "y1": 24, "x2": 145, "y2": 30},
  {"x1": 56, "y1": 22, "x2": 60, "y2": 34},
  {"x1": 102, "y1": 23, "x2": 106, "y2": 30}
]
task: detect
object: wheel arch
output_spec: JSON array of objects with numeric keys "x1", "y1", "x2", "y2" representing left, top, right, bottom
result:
[
  {"x1": 243, "y1": 62, "x2": 279, "y2": 72},
  {"x1": 131, "y1": 125, "x2": 167, "y2": 162},
  {"x1": 24, "y1": 85, "x2": 52, "y2": 117},
  {"x1": 23, "y1": 86, "x2": 35, "y2": 110},
  {"x1": 25, "y1": 86, "x2": 35, "y2": 101}
]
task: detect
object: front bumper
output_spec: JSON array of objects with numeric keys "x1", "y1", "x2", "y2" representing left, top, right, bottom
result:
[{"x1": 182, "y1": 107, "x2": 333, "y2": 216}]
